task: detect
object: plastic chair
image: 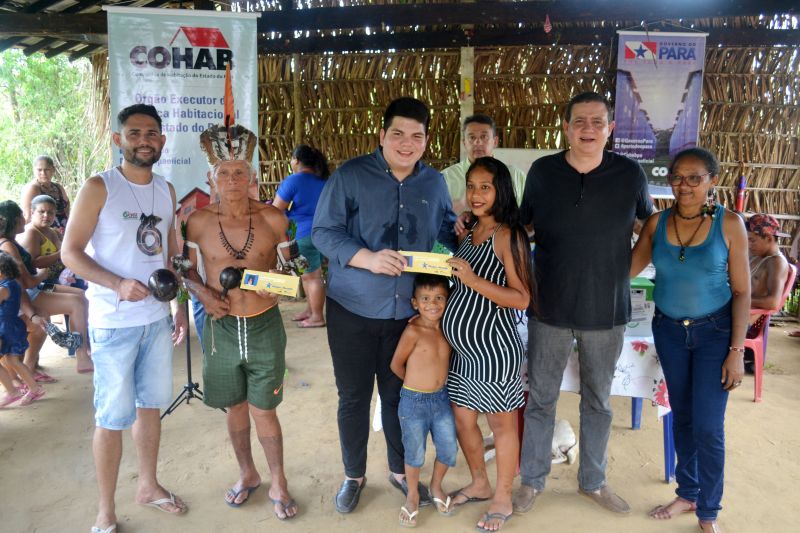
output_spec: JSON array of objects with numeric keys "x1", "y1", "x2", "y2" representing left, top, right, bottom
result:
[
  {"x1": 630, "y1": 398, "x2": 675, "y2": 483},
  {"x1": 745, "y1": 263, "x2": 797, "y2": 402}
]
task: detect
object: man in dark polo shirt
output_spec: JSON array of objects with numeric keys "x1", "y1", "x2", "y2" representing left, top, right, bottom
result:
[
  {"x1": 312, "y1": 97, "x2": 457, "y2": 514},
  {"x1": 514, "y1": 92, "x2": 653, "y2": 515}
]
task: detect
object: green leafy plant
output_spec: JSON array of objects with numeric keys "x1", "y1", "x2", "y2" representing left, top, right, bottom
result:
[{"x1": 0, "y1": 50, "x2": 110, "y2": 201}]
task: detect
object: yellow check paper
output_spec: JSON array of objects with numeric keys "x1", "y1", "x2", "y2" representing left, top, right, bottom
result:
[
  {"x1": 399, "y1": 250, "x2": 452, "y2": 277},
  {"x1": 239, "y1": 269, "x2": 300, "y2": 297}
]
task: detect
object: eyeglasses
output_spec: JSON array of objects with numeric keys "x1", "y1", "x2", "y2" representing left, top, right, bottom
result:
[
  {"x1": 464, "y1": 134, "x2": 493, "y2": 145},
  {"x1": 667, "y1": 172, "x2": 712, "y2": 187}
]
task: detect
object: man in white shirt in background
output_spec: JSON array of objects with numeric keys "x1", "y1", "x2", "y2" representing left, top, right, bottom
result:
[{"x1": 442, "y1": 114, "x2": 527, "y2": 214}]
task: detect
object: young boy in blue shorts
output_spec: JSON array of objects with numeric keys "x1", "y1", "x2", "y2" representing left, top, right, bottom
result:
[{"x1": 390, "y1": 274, "x2": 457, "y2": 527}]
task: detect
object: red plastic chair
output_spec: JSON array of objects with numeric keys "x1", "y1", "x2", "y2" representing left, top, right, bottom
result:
[{"x1": 745, "y1": 263, "x2": 797, "y2": 402}]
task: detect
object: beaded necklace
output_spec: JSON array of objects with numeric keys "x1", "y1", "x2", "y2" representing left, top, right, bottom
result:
[{"x1": 217, "y1": 202, "x2": 254, "y2": 260}]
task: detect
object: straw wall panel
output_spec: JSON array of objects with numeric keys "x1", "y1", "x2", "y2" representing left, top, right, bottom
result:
[
  {"x1": 257, "y1": 50, "x2": 460, "y2": 198},
  {"x1": 471, "y1": 45, "x2": 614, "y2": 156},
  {"x1": 93, "y1": 42, "x2": 799, "y2": 241}
]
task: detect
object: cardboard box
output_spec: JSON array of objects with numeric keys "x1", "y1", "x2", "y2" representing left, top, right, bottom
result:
[{"x1": 631, "y1": 277, "x2": 654, "y2": 300}]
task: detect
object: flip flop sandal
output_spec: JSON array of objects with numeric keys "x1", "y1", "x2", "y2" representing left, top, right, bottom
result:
[
  {"x1": 34, "y1": 371, "x2": 57, "y2": 383},
  {"x1": 476, "y1": 512, "x2": 511, "y2": 532},
  {"x1": 19, "y1": 388, "x2": 46, "y2": 407},
  {"x1": 0, "y1": 391, "x2": 24, "y2": 407},
  {"x1": 649, "y1": 497, "x2": 697, "y2": 519},
  {"x1": 142, "y1": 492, "x2": 187, "y2": 514},
  {"x1": 388, "y1": 474, "x2": 433, "y2": 507},
  {"x1": 90, "y1": 525, "x2": 117, "y2": 533},
  {"x1": 270, "y1": 497, "x2": 298, "y2": 520},
  {"x1": 449, "y1": 488, "x2": 490, "y2": 507},
  {"x1": 399, "y1": 506, "x2": 418, "y2": 528},
  {"x1": 699, "y1": 521, "x2": 723, "y2": 533},
  {"x1": 225, "y1": 483, "x2": 261, "y2": 508},
  {"x1": 433, "y1": 496, "x2": 453, "y2": 516}
]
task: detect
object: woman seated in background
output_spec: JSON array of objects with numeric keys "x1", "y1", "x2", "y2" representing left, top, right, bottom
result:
[
  {"x1": 272, "y1": 144, "x2": 330, "y2": 328},
  {"x1": 631, "y1": 148, "x2": 749, "y2": 533},
  {"x1": 21, "y1": 156, "x2": 70, "y2": 233},
  {"x1": 0, "y1": 201, "x2": 92, "y2": 377},
  {"x1": 19, "y1": 195, "x2": 70, "y2": 286},
  {"x1": 18, "y1": 194, "x2": 90, "y2": 381}
]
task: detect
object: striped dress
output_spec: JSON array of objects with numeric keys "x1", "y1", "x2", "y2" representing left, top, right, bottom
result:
[{"x1": 442, "y1": 225, "x2": 525, "y2": 413}]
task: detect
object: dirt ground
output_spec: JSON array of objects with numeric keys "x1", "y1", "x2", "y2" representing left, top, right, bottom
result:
[{"x1": 2, "y1": 301, "x2": 798, "y2": 533}]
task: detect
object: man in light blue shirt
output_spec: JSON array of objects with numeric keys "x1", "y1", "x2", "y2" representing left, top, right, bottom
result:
[{"x1": 313, "y1": 97, "x2": 457, "y2": 514}]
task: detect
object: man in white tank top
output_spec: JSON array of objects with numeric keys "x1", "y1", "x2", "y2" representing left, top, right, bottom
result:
[{"x1": 63, "y1": 104, "x2": 188, "y2": 533}]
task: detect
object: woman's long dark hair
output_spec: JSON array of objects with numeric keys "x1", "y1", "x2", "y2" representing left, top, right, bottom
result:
[
  {"x1": 0, "y1": 201, "x2": 23, "y2": 239},
  {"x1": 292, "y1": 144, "x2": 330, "y2": 179},
  {"x1": 466, "y1": 157, "x2": 537, "y2": 311}
]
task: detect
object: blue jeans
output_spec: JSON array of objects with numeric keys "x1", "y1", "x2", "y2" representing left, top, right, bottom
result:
[
  {"x1": 91, "y1": 317, "x2": 174, "y2": 430},
  {"x1": 652, "y1": 302, "x2": 732, "y2": 521},
  {"x1": 399, "y1": 386, "x2": 458, "y2": 468},
  {"x1": 520, "y1": 320, "x2": 625, "y2": 492}
]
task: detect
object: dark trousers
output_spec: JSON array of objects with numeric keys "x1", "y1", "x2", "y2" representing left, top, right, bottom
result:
[
  {"x1": 652, "y1": 303, "x2": 731, "y2": 522},
  {"x1": 326, "y1": 297, "x2": 408, "y2": 478}
]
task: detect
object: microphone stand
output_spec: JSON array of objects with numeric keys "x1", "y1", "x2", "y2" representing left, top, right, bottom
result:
[
  {"x1": 161, "y1": 253, "x2": 227, "y2": 419},
  {"x1": 161, "y1": 297, "x2": 211, "y2": 418}
]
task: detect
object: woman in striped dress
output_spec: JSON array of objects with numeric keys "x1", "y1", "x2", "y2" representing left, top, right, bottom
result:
[{"x1": 442, "y1": 157, "x2": 535, "y2": 532}]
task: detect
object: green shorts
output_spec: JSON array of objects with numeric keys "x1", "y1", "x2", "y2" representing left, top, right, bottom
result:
[
  {"x1": 297, "y1": 235, "x2": 322, "y2": 273},
  {"x1": 202, "y1": 306, "x2": 286, "y2": 410}
]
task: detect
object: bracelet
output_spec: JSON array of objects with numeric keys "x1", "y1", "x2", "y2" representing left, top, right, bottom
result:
[{"x1": 729, "y1": 346, "x2": 745, "y2": 353}]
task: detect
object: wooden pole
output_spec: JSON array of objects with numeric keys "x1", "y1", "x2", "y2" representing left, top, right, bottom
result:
[
  {"x1": 459, "y1": 46, "x2": 474, "y2": 161},
  {"x1": 292, "y1": 53, "x2": 302, "y2": 148}
]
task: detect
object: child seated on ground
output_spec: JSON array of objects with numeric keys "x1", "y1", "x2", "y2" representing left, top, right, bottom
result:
[
  {"x1": 0, "y1": 251, "x2": 47, "y2": 407},
  {"x1": 390, "y1": 273, "x2": 457, "y2": 527}
]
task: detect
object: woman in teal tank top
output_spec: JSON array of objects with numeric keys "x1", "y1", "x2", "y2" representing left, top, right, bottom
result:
[{"x1": 631, "y1": 148, "x2": 750, "y2": 533}]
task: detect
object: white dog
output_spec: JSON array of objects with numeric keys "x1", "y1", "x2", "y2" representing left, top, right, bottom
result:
[{"x1": 551, "y1": 419, "x2": 578, "y2": 464}]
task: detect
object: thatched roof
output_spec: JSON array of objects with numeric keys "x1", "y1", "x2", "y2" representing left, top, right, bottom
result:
[{"x1": 1, "y1": 1, "x2": 798, "y2": 57}]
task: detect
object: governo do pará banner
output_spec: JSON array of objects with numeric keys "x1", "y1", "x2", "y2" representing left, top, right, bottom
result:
[{"x1": 613, "y1": 31, "x2": 707, "y2": 192}]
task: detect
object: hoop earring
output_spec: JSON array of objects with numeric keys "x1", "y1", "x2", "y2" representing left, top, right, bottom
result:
[{"x1": 702, "y1": 187, "x2": 717, "y2": 217}]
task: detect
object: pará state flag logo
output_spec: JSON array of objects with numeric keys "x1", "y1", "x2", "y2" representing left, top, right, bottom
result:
[{"x1": 624, "y1": 41, "x2": 657, "y2": 59}]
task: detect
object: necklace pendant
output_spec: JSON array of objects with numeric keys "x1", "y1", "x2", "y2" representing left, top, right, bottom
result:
[
  {"x1": 679, "y1": 249, "x2": 686, "y2": 262},
  {"x1": 234, "y1": 251, "x2": 245, "y2": 260}
]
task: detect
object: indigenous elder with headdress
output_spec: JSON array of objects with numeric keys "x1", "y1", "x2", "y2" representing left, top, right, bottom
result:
[
  {"x1": 62, "y1": 104, "x2": 189, "y2": 533},
  {"x1": 182, "y1": 123, "x2": 299, "y2": 520},
  {"x1": 514, "y1": 92, "x2": 653, "y2": 517},
  {"x1": 312, "y1": 97, "x2": 458, "y2": 514},
  {"x1": 631, "y1": 147, "x2": 749, "y2": 533},
  {"x1": 21, "y1": 155, "x2": 70, "y2": 233}
]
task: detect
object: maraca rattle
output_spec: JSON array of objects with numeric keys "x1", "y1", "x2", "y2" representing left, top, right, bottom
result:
[
  {"x1": 148, "y1": 269, "x2": 179, "y2": 302},
  {"x1": 219, "y1": 266, "x2": 243, "y2": 297}
]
